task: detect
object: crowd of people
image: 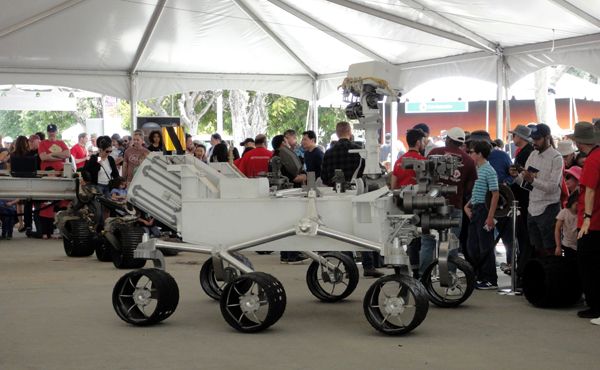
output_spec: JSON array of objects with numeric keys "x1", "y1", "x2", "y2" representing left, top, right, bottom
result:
[
  {"x1": 392, "y1": 120, "x2": 600, "y2": 325},
  {"x1": 1, "y1": 119, "x2": 599, "y2": 325}
]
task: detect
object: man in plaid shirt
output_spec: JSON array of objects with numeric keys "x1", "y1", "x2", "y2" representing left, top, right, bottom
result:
[{"x1": 321, "y1": 121, "x2": 383, "y2": 277}]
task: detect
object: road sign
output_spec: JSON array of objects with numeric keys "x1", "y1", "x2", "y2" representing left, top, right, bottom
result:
[{"x1": 405, "y1": 101, "x2": 468, "y2": 114}]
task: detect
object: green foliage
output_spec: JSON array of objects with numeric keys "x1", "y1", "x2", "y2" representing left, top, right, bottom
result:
[
  {"x1": 76, "y1": 98, "x2": 103, "y2": 120},
  {"x1": 0, "y1": 110, "x2": 76, "y2": 138},
  {"x1": 266, "y1": 95, "x2": 308, "y2": 137},
  {"x1": 318, "y1": 106, "x2": 346, "y2": 145},
  {"x1": 116, "y1": 100, "x2": 156, "y2": 130}
]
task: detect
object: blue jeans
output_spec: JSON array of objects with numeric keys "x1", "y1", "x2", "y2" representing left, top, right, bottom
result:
[
  {"x1": 467, "y1": 204, "x2": 497, "y2": 285},
  {"x1": 419, "y1": 208, "x2": 462, "y2": 275}
]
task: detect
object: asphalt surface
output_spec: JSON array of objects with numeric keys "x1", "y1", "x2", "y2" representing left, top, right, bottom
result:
[{"x1": 1, "y1": 233, "x2": 597, "y2": 370}]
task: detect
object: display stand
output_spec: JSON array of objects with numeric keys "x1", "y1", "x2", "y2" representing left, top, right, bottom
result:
[{"x1": 499, "y1": 200, "x2": 522, "y2": 296}]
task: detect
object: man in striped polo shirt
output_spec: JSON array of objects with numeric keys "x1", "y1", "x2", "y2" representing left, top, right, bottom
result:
[{"x1": 464, "y1": 141, "x2": 500, "y2": 290}]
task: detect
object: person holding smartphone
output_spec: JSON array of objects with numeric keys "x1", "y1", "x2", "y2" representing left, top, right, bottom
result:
[{"x1": 513, "y1": 123, "x2": 563, "y2": 265}]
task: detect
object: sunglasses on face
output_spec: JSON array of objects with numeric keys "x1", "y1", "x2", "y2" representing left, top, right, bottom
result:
[{"x1": 105, "y1": 150, "x2": 112, "y2": 153}]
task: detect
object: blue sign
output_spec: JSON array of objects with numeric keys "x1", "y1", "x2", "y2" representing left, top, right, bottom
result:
[{"x1": 405, "y1": 101, "x2": 468, "y2": 114}]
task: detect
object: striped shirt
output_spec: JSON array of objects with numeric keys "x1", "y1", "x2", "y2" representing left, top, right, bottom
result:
[
  {"x1": 471, "y1": 161, "x2": 499, "y2": 205},
  {"x1": 515, "y1": 146, "x2": 563, "y2": 216}
]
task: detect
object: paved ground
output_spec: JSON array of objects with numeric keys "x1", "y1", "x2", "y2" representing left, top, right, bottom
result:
[{"x1": 0, "y1": 233, "x2": 597, "y2": 370}]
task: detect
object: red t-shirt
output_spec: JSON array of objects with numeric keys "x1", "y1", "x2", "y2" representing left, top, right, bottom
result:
[
  {"x1": 392, "y1": 150, "x2": 426, "y2": 188},
  {"x1": 577, "y1": 146, "x2": 600, "y2": 230},
  {"x1": 38, "y1": 139, "x2": 69, "y2": 171},
  {"x1": 428, "y1": 146, "x2": 477, "y2": 209},
  {"x1": 70, "y1": 144, "x2": 88, "y2": 169},
  {"x1": 39, "y1": 201, "x2": 55, "y2": 219},
  {"x1": 237, "y1": 147, "x2": 272, "y2": 178}
]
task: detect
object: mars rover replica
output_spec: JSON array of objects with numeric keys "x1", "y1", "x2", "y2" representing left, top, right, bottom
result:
[{"x1": 107, "y1": 62, "x2": 474, "y2": 335}]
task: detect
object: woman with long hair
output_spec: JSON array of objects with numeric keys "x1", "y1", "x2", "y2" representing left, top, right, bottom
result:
[
  {"x1": 83, "y1": 135, "x2": 119, "y2": 196},
  {"x1": 148, "y1": 130, "x2": 163, "y2": 152}
]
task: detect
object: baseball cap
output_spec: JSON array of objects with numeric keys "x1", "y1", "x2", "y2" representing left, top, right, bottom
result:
[
  {"x1": 530, "y1": 123, "x2": 551, "y2": 140},
  {"x1": 240, "y1": 138, "x2": 255, "y2": 146},
  {"x1": 446, "y1": 127, "x2": 466, "y2": 143},
  {"x1": 47, "y1": 124, "x2": 58, "y2": 132}
]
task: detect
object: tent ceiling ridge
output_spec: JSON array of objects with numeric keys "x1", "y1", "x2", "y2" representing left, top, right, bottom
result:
[
  {"x1": 504, "y1": 32, "x2": 600, "y2": 55},
  {"x1": 137, "y1": 70, "x2": 313, "y2": 81},
  {"x1": 232, "y1": 0, "x2": 317, "y2": 80},
  {"x1": 325, "y1": 0, "x2": 495, "y2": 52},
  {"x1": 0, "y1": 0, "x2": 86, "y2": 39},
  {"x1": 397, "y1": 0, "x2": 498, "y2": 53},
  {"x1": 547, "y1": 0, "x2": 600, "y2": 28},
  {"x1": 265, "y1": 0, "x2": 390, "y2": 63},
  {"x1": 130, "y1": 0, "x2": 167, "y2": 73}
]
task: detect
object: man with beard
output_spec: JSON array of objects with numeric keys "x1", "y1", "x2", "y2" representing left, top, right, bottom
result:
[{"x1": 513, "y1": 123, "x2": 563, "y2": 263}]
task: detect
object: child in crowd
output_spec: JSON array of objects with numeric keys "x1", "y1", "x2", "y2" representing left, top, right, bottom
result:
[
  {"x1": 110, "y1": 177, "x2": 127, "y2": 203},
  {"x1": 38, "y1": 201, "x2": 56, "y2": 239},
  {"x1": 554, "y1": 190, "x2": 579, "y2": 259},
  {"x1": 0, "y1": 199, "x2": 18, "y2": 240},
  {"x1": 464, "y1": 141, "x2": 500, "y2": 290}
]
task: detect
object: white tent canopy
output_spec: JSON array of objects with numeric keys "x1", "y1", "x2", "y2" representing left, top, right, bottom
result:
[{"x1": 1, "y1": 0, "x2": 600, "y2": 123}]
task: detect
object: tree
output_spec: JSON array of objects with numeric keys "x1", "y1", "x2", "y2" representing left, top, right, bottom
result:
[
  {"x1": 534, "y1": 65, "x2": 567, "y2": 132},
  {"x1": 178, "y1": 91, "x2": 221, "y2": 135},
  {"x1": 0, "y1": 111, "x2": 23, "y2": 138},
  {"x1": 228, "y1": 90, "x2": 269, "y2": 145}
]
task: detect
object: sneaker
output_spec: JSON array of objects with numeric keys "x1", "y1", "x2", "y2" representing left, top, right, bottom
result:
[
  {"x1": 476, "y1": 281, "x2": 498, "y2": 290},
  {"x1": 363, "y1": 268, "x2": 384, "y2": 278},
  {"x1": 591, "y1": 317, "x2": 600, "y2": 325},
  {"x1": 577, "y1": 309, "x2": 600, "y2": 318}
]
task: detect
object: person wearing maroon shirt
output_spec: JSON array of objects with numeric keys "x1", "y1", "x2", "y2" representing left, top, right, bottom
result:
[
  {"x1": 237, "y1": 134, "x2": 272, "y2": 178},
  {"x1": 38, "y1": 124, "x2": 70, "y2": 171},
  {"x1": 570, "y1": 122, "x2": 600, "y2": 320},
  {"x1": 420, "y1": 127, "x2": 477, "y2": 275},
  {"x1": 391, "y1": 128, "x2": 426, "y2": 277},
  {"x1": 70, "y1": 132, "x2": 89, "y2": 170}
]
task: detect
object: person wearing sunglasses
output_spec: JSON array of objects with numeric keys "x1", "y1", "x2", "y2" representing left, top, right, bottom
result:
[{"x1": 82, "y1": 135, "x2": 119, "y2": 196}]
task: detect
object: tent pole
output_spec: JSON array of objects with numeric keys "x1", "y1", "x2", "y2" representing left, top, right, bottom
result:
[
  {"x1": 130, "y1": 74, "x2": 138, "y2": 135},
  {"x1": 485, "y1": 100, "x2": 490, "y2": 132},
  {"x1": 569, "y1": 97, "x2": 573, "y2": 130},
  {"x1": 309, "y1": 80, "x2": 319, "y2": 137},
  {"x1": 390, "y1": 99, "x2": 398, "y2": 164},
  {"x1": 495, "y1": 56, "x2": 504, "y2": 140}
]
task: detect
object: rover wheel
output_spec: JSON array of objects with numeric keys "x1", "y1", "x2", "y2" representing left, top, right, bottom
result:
[
  {"x1": 220, "y1": 272, "x2": 286, "y2": 333},
  {"x1": 306, "y1": 252, "x2": 359, "y2": 302},
  {"x1": 199, "y1": 252, "x2": 254, "y2": 300},
  {"x1": 63, "y1": 219, "x2": 95, "y2": 257},
  {"x1": 112, "y1": 268, "x2": 179, "y2": 326},
  {"x1": 421, "y1": 255, "x2": 475, "y2": 308},
  {"x1": 363, "y1": 275, "x2": 429, "y2": 335},
  {"x1": 94, "y1": 237, "x2": 113, "y2": 262}
]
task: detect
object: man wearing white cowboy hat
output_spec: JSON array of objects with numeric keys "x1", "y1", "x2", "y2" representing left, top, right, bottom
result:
[
  {"x1": 568, "y1": 121, "x2": 600, "y2": 323},
  {"x1": 557, "y1": 139, "x2": 576, "y2": 169}
]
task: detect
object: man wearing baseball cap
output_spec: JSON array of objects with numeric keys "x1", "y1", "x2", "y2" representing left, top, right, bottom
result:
[
  {"x1": 38, "y1": 124, "x2": 70, "y2": 171},
  {"x1": 420, "y1": 127, "x2": 477, "y2": 275},
  {"x1": 569, "y1": 121, "x2": 600, "y2": 322},
  {"x1": 513, "y1": 123, "x2": 563, "y2": 264}
]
